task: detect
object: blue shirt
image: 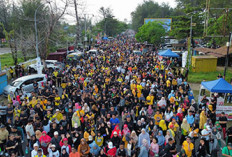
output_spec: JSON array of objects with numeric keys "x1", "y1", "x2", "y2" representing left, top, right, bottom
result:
[{"x1": 110, "y1": 118, "x2": 120, "y2": 129}]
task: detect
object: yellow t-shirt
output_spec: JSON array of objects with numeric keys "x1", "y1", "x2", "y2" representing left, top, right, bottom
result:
[
  {"x1": 54, "y1": 97, "x2": 60, "y2": 106},
  {"x1": 182, "y1": 141, "x2": 194, "y2": 157},
  {"x1": 53, "y1": 71, "x2": 58, "y2": 77}
]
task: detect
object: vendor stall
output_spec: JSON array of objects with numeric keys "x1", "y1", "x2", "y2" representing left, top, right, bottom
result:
[{"x1": 199, "y1": 78, "x2": 232, "y2": 120}]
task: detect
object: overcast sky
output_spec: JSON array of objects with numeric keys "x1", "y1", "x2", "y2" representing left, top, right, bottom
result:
[{"x1": 65, "y1": 0, "x2": 177, "y2": 24}]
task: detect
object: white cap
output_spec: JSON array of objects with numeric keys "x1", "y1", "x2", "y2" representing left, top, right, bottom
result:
[
  {"x1": 108, "y1": 142, "x2": 113, "y2": 149},
  {"x1": 54, "y1": 131, "x2": 59, "y2": 136},
  {"x1": 51, "y1": 144, "x2": 56, "y2": 148},
  {"x1": 56, "y1": 109, "x2": 59, "y2": 112},
  {"x1": 88, "y1": 135, "x2": 93, "y2": 141},
  {"x1": 33, "y1": 143, "x2": 39, "y2": 147},
  {"x1": 113, "y1": 131, "x2": 117, "y2": 135}
]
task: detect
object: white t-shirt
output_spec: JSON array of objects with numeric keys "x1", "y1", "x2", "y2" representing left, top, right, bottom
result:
[
  {"x1": 201, "y1": 129, "x2": 211, "y2": 140},
  {"x1": 25, "y1": 124, "x2": 35, "y2": 139}
]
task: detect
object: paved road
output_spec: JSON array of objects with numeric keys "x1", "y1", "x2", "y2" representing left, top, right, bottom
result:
[{"x1": 0, "y1": 48, "x2": 11, "y2": 55}]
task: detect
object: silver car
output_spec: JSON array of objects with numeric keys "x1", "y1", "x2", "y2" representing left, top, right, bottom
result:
[{"x1": 3, "y1": 74, "x2": 47, "y2": 97}]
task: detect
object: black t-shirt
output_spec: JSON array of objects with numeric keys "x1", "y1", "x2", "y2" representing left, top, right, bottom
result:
[
  {"x1": 10, "y1": 130, "x2": 21, "y2": 142},
  {"x1": 6, "y1": 140, "x2": 17, "y2": 153},
  {"x1": 33, "y1": 82, "x2": 38, "y2": 89},
  {"x1": 6, "y1": 107, "x2": 13, "y2": 117},
  {"x1": 219, "y1": 116, "x2": 228, "y2": 128}
]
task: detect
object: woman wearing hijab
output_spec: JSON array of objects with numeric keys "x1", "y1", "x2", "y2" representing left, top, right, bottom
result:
[
  {"x1": 47, "y1": 144, "x2": 59, "y2": 157},
  {"x1": 180, "y1": 119, "x2": 190, "y2": 145},
  {"x1": 156, "y1": 130, "x2": 165, "y2": 148},
  {"x1": 138, "y1": 129, "x2": 150, "y2": 147},
  {"x1": 157, "y1": 97, "x2": 166, "y2": 113},
  {"x1": 110, "y1": 125, "x2": 122, "y2": 138},
  {"x1": 89, "y1": 141, "x2": 101, "y2": 156},
  {"x1": 78, "y1": 138, "x2": 90, "y2": 157},
  {"x1": 72, "y1": 112, "x2": 80, "y2": 128},
  {"x1": 138, "y1": 139, "x2": 149, "y2": 157},
  {"x1": 122, "y1": 124, "x2": 131, "y2": 136},
  {"x1": 165, "y1": 129, "x2": 174, "y2": 144},
  {"x1": 159, "y1": 119, "x2": 167, "y2": 135},
  {"x1": 147, "y1": 106, "x2": 153, "y2": 117},
  {"x1": 130, "y1": 131, "x2": 138, "y2": 146},
  {"x1": 209, "y1": 127, "x2": 220, "y2": 154},
  {"x1": 199, "y1": 110, "x2": 207, "y2": 130},
  {"x1": 39, "y1": 131, "x2": 51, "y2": 155},
  {"x1": 145, "y1": 120, "x2": 155, "y2": 135}
]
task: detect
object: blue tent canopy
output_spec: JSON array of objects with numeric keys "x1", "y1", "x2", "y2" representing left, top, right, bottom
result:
[
  {"x1": 158, "y1": 49, "x2": 179, "y2": 57},
  {"x1": 102, "y1": 36, "x2": 108, "y2": 40},
  {"x1": 201, "y1": 78, "x2": 232, "y2": 93}
]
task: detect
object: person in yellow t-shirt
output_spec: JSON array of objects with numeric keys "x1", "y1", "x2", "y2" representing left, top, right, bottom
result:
[
  {"x1": 154, "y1": 110, "x2": 163, "y2": 125},
  {"x1": 53, "y1": 69, "x2": 58, "y2": 77},
  {"x1": 54, "y1": 94, "x2": 61, "y2": 106},
  {"x1": 146, "y1": 93, "x2": 154, "y2": 105},
  {"x1": 182, "y1": 137, "x2": 194, "y2": 157},
  {"x1": 52, "y1": 109, "x2": 63, "y2": 122},
  {"x1": 166, "y1": 79, "x2": 171, "y2": 88}
]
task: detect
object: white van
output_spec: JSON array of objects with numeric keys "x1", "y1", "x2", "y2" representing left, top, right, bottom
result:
[{"x1": 3, "y1": 74, "x2": 47, "y2": 97}]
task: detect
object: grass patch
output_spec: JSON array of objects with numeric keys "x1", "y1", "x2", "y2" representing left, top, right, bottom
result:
[
  {"x1": 0, "y1": 52, "x2": 36, "y2": 69},
  {"x1": 188, "y1": 70, "x2": 232, "y2": 83}
]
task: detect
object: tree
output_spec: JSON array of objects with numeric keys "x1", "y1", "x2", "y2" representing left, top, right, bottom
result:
[
  {"x1": 169, "y1": 5, "x2": 204, "y2": 39},
  {"x1": 131, "y1": 0, "x2": 173, "y2": 32},
  {"x1": 95, "y1": 7, "x2": 128, "y2": 37},
  {"x1": 135, "y1": 21, "x2": 165, "y2": 46}
]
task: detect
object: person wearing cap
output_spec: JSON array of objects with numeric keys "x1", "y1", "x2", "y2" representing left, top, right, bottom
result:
[
  {"x1": 50, "y1": 131, "x2": 61, "y2": 151},
  {"x1": 35, "y1": 148, "x2": 46, "y2": 157},
  {"x1": 59, "y1": 137, "x2": 71, "y2": 154},
  {"x1": 222, "y1": 143, "x2": 232, "y2": 157},
  {"x1": 48, "y1": 144, "x2": 59, "y2": 157},
  {"x1": 39, "y1": 131, "x2": 51, "y2": 155},
  {"x1": 201, "y1": 125, "x2": 211, "y2": 155},
  {"x1": 182, "y1": 136, "x2": 194, "y2": 157},
  {"x1": 0, "y1": 124, "x2": 9, "y2": 152},
  {"x1": 52, "y1": 109, "x2": 63, "y2": 123},
  {"x1": 31, "y1": 143, "x2": 42, "y2": 157},
  {"x1": 104, "y1": 142, "x2": 117, "y2": 157}
]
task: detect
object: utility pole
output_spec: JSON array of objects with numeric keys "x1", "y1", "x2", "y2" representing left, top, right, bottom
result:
[
  {"x1": 73, "y1": 0, "x2": 80, "y2": 49},
  {"x1": 34, "y1": 3, "x2": 45, "y2": 74},
  {"x1": 224, "y1": 32, "x2": 232, "y2": 78},
  {"x1": 84, "y1": 14, "x2": 87, "y2": 50}
]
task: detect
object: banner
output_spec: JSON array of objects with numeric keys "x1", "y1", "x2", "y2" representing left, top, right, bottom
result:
[
  {"x1": 216, "y1": 105, "x2": 232, "y2": 120},
  {"x1": 182, "y1": 51, "x2": 188, "y2": 68}
]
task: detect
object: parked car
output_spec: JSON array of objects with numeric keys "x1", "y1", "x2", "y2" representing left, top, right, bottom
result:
[
  {"x1": 66, "y1": 51, "x2": 84, "y2": 60},
  {"x1": 86, "y1": 49, "x2": 99, "y2": 57},
  {"x1": 3, "y1": 74, "x2": 47, "y2": 97},
  {"x1": 133, "y1": 50, "x2": 143, "y2": 56},
  {"x1": 28, "y1": 60, "x2": 63, "y2": 73}
]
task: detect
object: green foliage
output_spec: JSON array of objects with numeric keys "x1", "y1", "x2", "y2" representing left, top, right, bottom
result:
[
  {"x1": 135, "y1": 21, "x2": 165, "y2": 46},
  {"x1": 96, "y1": 11, "x2": 128, "y2": 37},
  {"x1": 131, "y1": 0, "x2": 174, "y2": 31},
  {"x1": 169, "y1": 5, "x2": 204, "y2": 39}
]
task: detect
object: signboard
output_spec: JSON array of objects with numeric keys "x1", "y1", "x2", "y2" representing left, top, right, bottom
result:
[
  {"x1": 216, "y1": 105, "x2": 232, "y2": 120},
  {"x1": 182, "y1": 51, "x2": 188, "y2": 68},
  {"x1": 144, "y1": 18, "x2": 172, "y2": 31}
]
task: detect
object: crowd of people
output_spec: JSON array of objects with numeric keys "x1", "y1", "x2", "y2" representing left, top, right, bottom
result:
[{"x1": 0, "y1": 35, "x2": 232, "y2": 157}]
